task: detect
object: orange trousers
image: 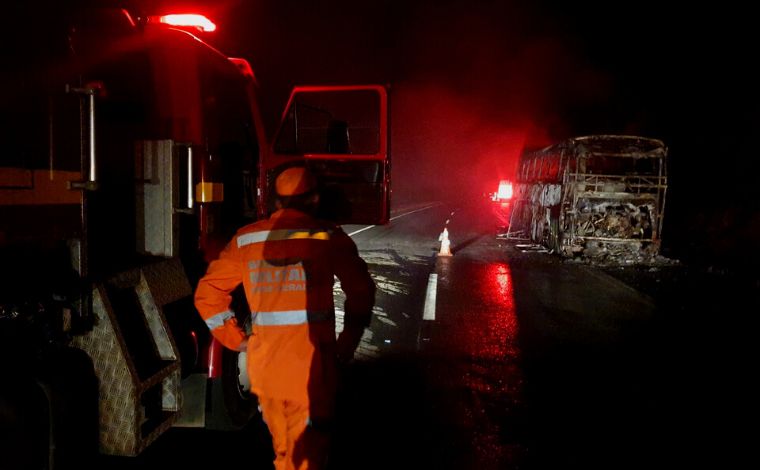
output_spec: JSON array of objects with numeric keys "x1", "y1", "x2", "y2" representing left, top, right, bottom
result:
[{"x1": 258, "y1": 397, "x2": 332, "y2": 470}]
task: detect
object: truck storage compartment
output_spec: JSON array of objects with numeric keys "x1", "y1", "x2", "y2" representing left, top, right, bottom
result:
[{"x1": 71, "y1": 258, "x2": 191, "y2": 456}]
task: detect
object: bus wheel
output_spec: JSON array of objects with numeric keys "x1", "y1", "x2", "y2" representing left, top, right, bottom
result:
[{"x1": 206, "y1": 346, "x2": 258, "y2": 430}]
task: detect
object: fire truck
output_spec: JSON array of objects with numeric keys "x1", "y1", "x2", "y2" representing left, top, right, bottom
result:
[{"x1": 0, "y1": 4, "x2": 389, "y2": 468}]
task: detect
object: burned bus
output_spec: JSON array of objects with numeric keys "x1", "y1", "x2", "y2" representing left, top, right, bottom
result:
[{"x1": 509, "y1": 135, "x2": 668, "y2": 261}]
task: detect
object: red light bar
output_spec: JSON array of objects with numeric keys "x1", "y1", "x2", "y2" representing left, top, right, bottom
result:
[{"x1": 155, "y1": 14, "x2": 217, "y2": 32}]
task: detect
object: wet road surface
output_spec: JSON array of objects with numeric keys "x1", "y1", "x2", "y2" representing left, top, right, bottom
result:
[{"x1": 94, "y1": 198, "x2": 755, "y2": 469}]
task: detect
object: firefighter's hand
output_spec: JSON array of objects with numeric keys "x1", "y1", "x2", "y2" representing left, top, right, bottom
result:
[
  {"x1": 336, "y1": 327, "x2": 364, "y2": 365},
  {"x1": 236, "y1": 336, "x2": 249, "y2": 352}
]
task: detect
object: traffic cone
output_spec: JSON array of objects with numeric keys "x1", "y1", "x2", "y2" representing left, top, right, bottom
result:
[{"x1": 438, "y1": 227, "x2": 452, "y2": 257}]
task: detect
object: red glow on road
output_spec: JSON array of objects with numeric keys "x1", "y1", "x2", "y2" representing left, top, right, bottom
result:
[
  {"x1": 487, "y1": 263, "x2": 520, "y2": 357},
  {"x1": 456, "y1": 262, "x2": 520, "y2": 361},
  {"x1": 453, "y1": 262, "x2": 522, "y2": 404},
  {"x1": 490, "y1": 263, "x2": 515, "y2": 312}
]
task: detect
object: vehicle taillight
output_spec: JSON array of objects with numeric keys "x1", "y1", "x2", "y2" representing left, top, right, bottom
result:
[{"x1": 496, "y1": 180, "x2": 513, "y2": 200}]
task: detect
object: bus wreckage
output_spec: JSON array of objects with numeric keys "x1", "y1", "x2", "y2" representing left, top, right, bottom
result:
[{"x1": 509, "y1": 135, "x2": 669, "y2": 264}]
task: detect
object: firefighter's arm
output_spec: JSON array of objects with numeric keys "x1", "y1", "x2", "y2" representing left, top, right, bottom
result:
[
  {"x1": 194, "y1": 241, "x2": 248, "y2": 352},
  {"x1": 332, "y1": 228, "x2": 376, "y2": 363}
]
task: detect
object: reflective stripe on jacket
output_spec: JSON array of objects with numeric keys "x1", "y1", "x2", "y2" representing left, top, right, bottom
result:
[{"x1": 194, "y1": 208, "x2": 375, "y2": 408}]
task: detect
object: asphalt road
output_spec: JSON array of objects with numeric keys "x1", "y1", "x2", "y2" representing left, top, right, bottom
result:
[
  {"x1": 335, "y1": 199, "x2": 661, "y2": 469},
  {"x1": 92, "y1": 198, "x2": 755, "y2": 470}
]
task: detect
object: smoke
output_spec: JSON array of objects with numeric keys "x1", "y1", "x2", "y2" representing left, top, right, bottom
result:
[
  {"x1": 386, "y1": 2, "x2": 613, "y2": 203},
  {"x1": 390, "y1": 81, "x2": 531, "y2": 203}
]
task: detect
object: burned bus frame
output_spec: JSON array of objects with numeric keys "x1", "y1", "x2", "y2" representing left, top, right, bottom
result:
[{"x1": 510, "y1": 135, "x2": 668, "y2": 260}]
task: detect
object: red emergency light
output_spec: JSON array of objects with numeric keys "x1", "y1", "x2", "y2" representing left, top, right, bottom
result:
[
  {"x1": 152, "y1": 14, "x2": 217, "y2": 32},
  {"x1": 495, "y1": 180, "x2": 513, "y2": 201}
]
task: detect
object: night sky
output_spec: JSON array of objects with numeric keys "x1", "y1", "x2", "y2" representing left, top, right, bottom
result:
[{"x1": 49, "y1": 0, "x2": 760, "y2": 265}]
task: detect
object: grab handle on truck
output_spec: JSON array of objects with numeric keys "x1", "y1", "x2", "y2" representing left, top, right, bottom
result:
[
  {"x1": 66, "y1": 82, "x2": 104, "y2": 191},
  {"x1": 173, "y1": 142, "x2": 195, "y2": 214}
]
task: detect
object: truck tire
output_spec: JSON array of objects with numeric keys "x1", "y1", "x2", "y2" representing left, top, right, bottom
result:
[
  {"x1": 0, "y1": 380, "x2": 49, "y2": 470},
  {"x1": 206, "y1": 346, "x2": 258, "y2": 430},
  {"x1": 45, "y1": 347, "x2": 99, "y2": 470},
  {"x1": 0, "y1": 347, "x2": 97, "y2": 470}
]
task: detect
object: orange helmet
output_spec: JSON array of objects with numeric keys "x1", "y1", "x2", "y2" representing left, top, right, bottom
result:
[{"x1": 275, "y1": 166, "x2": 317, "y2": 196}]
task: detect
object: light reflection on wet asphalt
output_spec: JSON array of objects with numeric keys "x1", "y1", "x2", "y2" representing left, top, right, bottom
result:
[{"x1": 95, "y1": 200, "x2": 730, "y2": 470}]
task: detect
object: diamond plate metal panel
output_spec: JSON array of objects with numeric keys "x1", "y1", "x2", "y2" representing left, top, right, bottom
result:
[
  {"x1": 71, "y1": 286, "x2": 141, "y2": 456},
  {"x1": 71, "y1": 260, "x2": 187, "y2": 457},
  {"x1": 141, "y1": 258, "x2": 193, "y2": 307}
]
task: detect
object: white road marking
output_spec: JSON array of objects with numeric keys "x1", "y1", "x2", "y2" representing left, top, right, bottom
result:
[
  {"x1": 389, "y1": 203, "x2": 440, "y2": 221},
  {"x1": 422, "y1": 273, "x2": 438, "y2": 321},
  {"x1": 347, "y1": 225, "x2": 375, "y2": 237},
  {"x1": 344, "y1": 204, "x2": 443, "y2": 329},
  {"x1": 346, "y1": 203, "x2": 440, "y2": 237}
]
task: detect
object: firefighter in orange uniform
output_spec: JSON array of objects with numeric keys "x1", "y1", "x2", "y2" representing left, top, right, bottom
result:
[{"x1": 194, "y1": 165, "x2": 375, "y2": 470}]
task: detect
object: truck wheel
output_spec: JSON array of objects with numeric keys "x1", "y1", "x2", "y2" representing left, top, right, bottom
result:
[
  {"x1": 206, "y1": 346, "x2": 258, "y2": 430},
  {"x1": 0, "y1": 382, "x2": 49, "y2": 470}
]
